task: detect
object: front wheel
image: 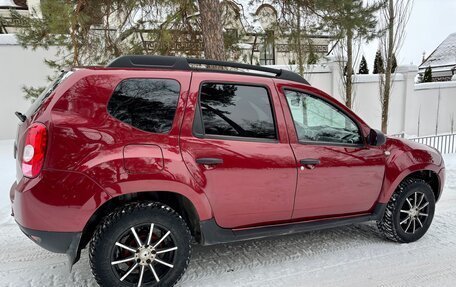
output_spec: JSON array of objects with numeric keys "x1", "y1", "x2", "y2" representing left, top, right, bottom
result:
[
  {"x1": 90, "y1": 202, "x2": 192, "y2": 287},
  {"x1": 377, "y1": 178, "x2": 435, "y2": 243}
]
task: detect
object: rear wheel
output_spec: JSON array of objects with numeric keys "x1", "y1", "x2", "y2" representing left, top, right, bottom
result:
[
  {"x1": 90, "y1": 202, "x2": 192, "y2": 287},
  {"x1": 377, "y1": 178, "x2": 435, "y2": 243}
]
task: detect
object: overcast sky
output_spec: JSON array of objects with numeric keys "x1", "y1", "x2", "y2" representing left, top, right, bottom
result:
[{"x1": 361, "y1": 0, "x2": 456, "y2": 68}]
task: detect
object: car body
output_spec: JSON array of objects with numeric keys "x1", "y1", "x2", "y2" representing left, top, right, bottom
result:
[{"x1": 10, "y1": 56, "x2": 445, "y2": 286}]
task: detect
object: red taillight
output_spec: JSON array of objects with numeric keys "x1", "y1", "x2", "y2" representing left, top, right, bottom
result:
[{"x1": 21, "y1": 123, "x2": 47, "y2": 178}]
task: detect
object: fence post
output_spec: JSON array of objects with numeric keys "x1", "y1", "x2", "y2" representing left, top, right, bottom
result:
[
  {"x1": 328, "y1": 59, "x2": 346, "y2": 104},
  {"x1": 397, "y1": 65, "x2": 418, "y2": 136}
]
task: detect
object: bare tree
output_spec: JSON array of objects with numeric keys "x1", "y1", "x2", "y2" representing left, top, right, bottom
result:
[
  {"x1": 379, "y1": 0, "x2": 414, "y2": 133},
  {"x1": 334, "y1": 37, "x2": 364, "y2": 109}
]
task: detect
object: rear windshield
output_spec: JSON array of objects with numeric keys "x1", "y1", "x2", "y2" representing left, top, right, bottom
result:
[{"x1": 26, "y1": 70, "x2": 73, "y2": 116}]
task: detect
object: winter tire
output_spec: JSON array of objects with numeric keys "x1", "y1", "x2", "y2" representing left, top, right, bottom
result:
[
  {"x1": 90, "y1": 202, "x2": 192, "y2": 287},
  {"x1": 377, "y1": 178, "x2": 435, "y2": 243}
]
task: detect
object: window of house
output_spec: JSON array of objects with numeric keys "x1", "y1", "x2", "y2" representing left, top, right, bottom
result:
[
  {"x1": 198, "y1": 83, "x2": 277, "y2": 140},
  {"x1": 108, "y1": 79, "x2": 180, "y2": 133},
  {"x1": 285, "y1": 90, "x2": 362, "y2": 144},
  {"x1": 260, "y1": 31, "x2": 275, "y2": 65}
]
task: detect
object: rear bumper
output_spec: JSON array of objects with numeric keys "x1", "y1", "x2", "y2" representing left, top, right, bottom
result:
[
  {"x1": 9, "y1": 169, "x2": 110, "y2": 265},
  {"x1": 9, "y1": 169, "x2": 109, "y2": 232},
  {"x1": 18, "y1": 223, "x2": 82, "y2": 264}
]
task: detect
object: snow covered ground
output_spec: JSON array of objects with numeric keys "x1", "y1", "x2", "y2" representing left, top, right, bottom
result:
[{"x1": 1, "y1": 139, "x2": 455, "y2": 287}]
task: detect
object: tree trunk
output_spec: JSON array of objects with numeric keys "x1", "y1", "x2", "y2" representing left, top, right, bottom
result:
[
  {"x1": 382, "y1": 0, "x2": 395, "y2": 134},
  {"x1": 345, "y1": 30, "x2": 353, "y2": 109},
  {"x1": 198, "y1": 0, "x2": 225, "y2": 61},
  {"x1": 297, "y1": 6, "x2": 304, "y2": 76}
]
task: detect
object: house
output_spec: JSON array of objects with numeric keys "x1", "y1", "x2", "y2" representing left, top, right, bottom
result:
[
  {"x1": 0, "y1": 0, "x2": 29, "y2": 34},
  {"x1": 0, "y1": 0, "x2": 332, "y2": 66},
  {"x1": 139, "y1": 1, "x2": 332, "y2": 65},
  {"x1": 221, "y1": 1, "x2": 332, "y2": 65},
  {"x1": 419, "y1": 32, "x2": 456, "y2": 81}
]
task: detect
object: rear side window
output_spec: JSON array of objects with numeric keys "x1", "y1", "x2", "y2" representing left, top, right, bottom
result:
[
  {"x1": 198, "y1": 83, "x2": 277, "y2": 140},
  {"x1": 108, "y1": 79, "x2": 180, "y2": 133}
]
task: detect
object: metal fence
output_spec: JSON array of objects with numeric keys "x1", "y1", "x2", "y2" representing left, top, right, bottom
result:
[{"x1": 391, "y1": 133, "x2": 456, "y2": 154}]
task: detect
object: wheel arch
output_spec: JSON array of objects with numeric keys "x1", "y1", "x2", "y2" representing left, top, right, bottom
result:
[
  {"x1": 380, "y1": 165, "x2": 442, "y2": 204},
  {"x1": 75, "y1": 190, "x2": 206, "y2": 264},
  {"x1": 402, "y1": 170, "x2": 441, "y2": 201}
]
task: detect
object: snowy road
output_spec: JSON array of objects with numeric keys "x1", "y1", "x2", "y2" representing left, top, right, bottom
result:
[{"x1": 1, "y1": 139, "x2": 455, "y2": 287}]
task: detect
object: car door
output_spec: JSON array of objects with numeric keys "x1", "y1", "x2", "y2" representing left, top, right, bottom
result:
[
  {"x1": 179, "y1": 72, "x2": 297, "y2": 229},
  {"x1": 277, "y1": 85, "x2": 386, "y2": 220}
]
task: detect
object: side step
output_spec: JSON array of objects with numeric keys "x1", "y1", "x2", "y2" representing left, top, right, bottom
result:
[{"x1": 200, "y1": 203, "x2": 386, "y2": 245}]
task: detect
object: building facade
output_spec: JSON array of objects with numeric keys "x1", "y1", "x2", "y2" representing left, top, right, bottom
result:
[{"x1": 1, "y1": 0, "x2": 331, "y2": 66}]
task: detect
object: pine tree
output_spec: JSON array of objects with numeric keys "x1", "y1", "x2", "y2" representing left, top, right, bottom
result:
[
  {"x1": 373, "y1": 50, "x2": 385, "y2": 74},
  {"x1": 315, "y1": 0, "x2": 382, "y2": 108},
  {"x1": 391, "y1": 54, "x2": 397, "y2": 73},
  {"x1": 13, "y1": 0, "x2": 230, "y2": 99},
  {"x1": 358, "y1": 56, "x2": 369, "y2": 74},
  {"x1": 422, "y1": 66, "x2": 433, "y2": 82}
]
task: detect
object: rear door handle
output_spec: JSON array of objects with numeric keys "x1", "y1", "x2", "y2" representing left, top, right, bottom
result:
[
  {"x1": 300, "y1": 159, "x2": 320, "y2": 166},
  {"x1": 196, "y1": 158, "x2": 223, "y2": 165}
]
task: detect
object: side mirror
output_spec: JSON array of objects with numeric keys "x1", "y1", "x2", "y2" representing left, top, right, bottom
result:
[{"x1": 368, "y1": 129, "x2": 386, "y2": 146}]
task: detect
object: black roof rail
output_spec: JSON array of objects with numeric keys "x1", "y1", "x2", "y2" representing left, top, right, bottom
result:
[{"x1": 107, "y1": 55, "x2": 310, "y2": 85}]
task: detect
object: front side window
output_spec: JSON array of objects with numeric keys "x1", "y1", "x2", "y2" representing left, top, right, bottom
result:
[
  {"x1": 199, "y1": 83, "x2": 277, "y2": 140},
  {"x1": 108, "y1": 79, "x2": 180, "y2": 133},
  {"x1": 285, "y1": 90, "x2": 362, "y2": 144}
]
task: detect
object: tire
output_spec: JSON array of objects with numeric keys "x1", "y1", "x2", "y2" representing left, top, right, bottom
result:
[
  {"x1": 377, "y1": 178, "x2": 435, "y2": 243},
  {"x1": 90, "y1": 202, "x2": 192, "y2": 287}
]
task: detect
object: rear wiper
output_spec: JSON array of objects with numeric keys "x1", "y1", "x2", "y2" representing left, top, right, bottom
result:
[{"x1": 15, "y1": 111, "x2": 26, "y2": 122}]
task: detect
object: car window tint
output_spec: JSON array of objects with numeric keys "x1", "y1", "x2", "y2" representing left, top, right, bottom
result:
[
  {"x1": 200, "y1": 83, "x2": 276, "y2": 140},
  {"x1": 108, "y1": 79, "x2": 180, "y2": 133},
  {"x1": 285, "y1": 90, "x2": 361, "y2": 144}
]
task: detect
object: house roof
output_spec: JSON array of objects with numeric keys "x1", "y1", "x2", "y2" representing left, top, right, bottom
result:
[{"x1": 420, "y1": 32, "x2": 456, "y2": 70}]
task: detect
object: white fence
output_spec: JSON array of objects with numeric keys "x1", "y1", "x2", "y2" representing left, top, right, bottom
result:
[
  {"x1": 0, "y1": 35, "x2": 57, "y2": 140},
  {"x1": 408, "y1": 134, "x2": 456, "y2": 154}
]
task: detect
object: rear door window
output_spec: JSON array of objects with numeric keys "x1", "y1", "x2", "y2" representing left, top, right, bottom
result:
[
  {"x1": 196, "y1": 83, "x2": 277, "y2": 140},
  {"x1": 107, "y1": 78, "x2": 180, "y2": 133}
]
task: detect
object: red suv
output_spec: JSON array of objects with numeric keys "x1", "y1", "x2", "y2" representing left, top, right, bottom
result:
[{"x1": 10, "y1": 56, "x2": 445, "y2": 286}]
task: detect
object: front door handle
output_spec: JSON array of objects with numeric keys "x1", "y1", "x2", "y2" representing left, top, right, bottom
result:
[
  {"x1": 196, "y1": 158, "x2": 223, "y2": 165},
  {"x1": 300, "y1": 158, "x2": 320, "y2": 168}
]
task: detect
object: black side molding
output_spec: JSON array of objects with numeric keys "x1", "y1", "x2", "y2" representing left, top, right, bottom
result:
[{"x1": 200, "y1": 203, "x2": 387, "y2": 246}]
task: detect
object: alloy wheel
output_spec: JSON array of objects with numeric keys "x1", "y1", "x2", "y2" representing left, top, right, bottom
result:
[
  {"x1": 111, "y1": 223, "x2": 177, "y2": 286},
  {"x1": 399, "y1": 191, "x2": 430, "y2": 234}
]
